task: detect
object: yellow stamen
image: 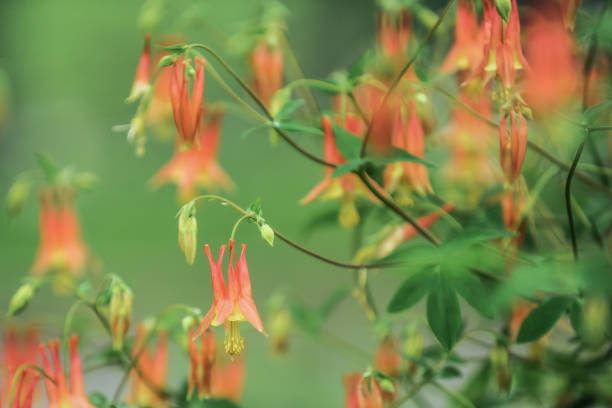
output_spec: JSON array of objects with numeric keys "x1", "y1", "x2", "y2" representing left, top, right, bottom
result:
[{"x1": 224, "y1": 321, "x2": 245, "y2": 357}]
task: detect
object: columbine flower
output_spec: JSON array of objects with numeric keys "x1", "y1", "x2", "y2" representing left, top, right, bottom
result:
[
  {"x1": 301, "y1": 116, "x2": 371, "y2": 228},
  {"x1": 523, "y1": 5, "x2": 580, "y2": 115},
  {"x1": 249, "y1": 39, "x2": 284, "y2": 108},
  {"x1": 498, "y1": 106, "x2": 528, "y2": 185},
  {"x1": 466, "y1": 0, "x2": 530, "y2": 87},
  {"x1": 344, "y1": 373, "x2": 383, "y2": 408},
  {"x1": 2, "y1": 327, "x2": 39, "y2": 408},
  {"x1": 128, "y1": 325, "x2": 168, "y2": 407},
  {"x1": 377, "y1": 8, "x2": 411, "y2": 60},
  {"x1": 188, "y1": 327, "x2": 216, "y2": 400},
  {"x1": 126, "y1": 34, "x2": 152, "y2": 103},
  {"x1": 375, "y1": 335, "x2": 402, "y2": 379},
  {"x1": 31, "y1": 189, "x2": 87, "y2": 280},
  {"x1": 152, "y1": 108, "x2": 234, "y2": 203},
  {"x1": 170, "y1": 58, "x2": 206, "y2": 148},
  {"x1": 384, "y1": 101, "x2": 432, "y2": 203},
  {"x1": 441, "y1": 0, "x2": 484, "y2": 73},
  {"x1": 211, "y1": 355, "x2": 245, "y2": 402},
  {"x1": 197, "y1": 240, "x2": 266, "y2": 357},
  {"x1": 39, "y1": 335, "x2": 94, "y2": 408}
]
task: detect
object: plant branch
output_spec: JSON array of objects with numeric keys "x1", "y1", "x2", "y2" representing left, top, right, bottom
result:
[{"x1": 566, "y1": 140, "x2": 586, "y2": 260}]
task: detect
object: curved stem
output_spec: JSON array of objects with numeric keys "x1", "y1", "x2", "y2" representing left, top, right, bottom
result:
[
  {"x1": 566, "y1": 140, "x2": 586, "y2": 260},
  {"x1": 190, "y1": 44, "x2": 335, "y2": 168},
  {"x1": 359, "y1": 0, "x2": 456, "y2": 157},
  {"x1": 8, "y1": 363, "x2": 57, "y2": 407},
  {"x1": 230, "y1": 213, "x2": 251, "y2": 241},
  {"x1": 188, "y1": 195, "x2": 401, "y2": 269},
  {"x1": 356, "y1": 172, "x2": 441, "y2": 246}
]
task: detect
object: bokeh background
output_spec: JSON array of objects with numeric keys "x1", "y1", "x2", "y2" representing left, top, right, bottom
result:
[{"x1": 0, "y1": 0, "x2": 462, "y2": 406}]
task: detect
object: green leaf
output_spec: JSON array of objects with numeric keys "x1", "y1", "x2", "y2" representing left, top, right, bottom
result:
[
  {"x1": 427, "y1": 274, "x2": 462, "y2": 351},
  {"x1": 348, "y1": 50, "x2": 371, "y2": 81},
  {"x1": 446, "y1": 268, "x2": 494, "y2": 319},
  {"x1": 516, "y1": 295, "x2": 574, "y2": 343},
  {"x1": 305, "y1": 79, "x2": 340, "y2": 95},
  {"x1": 494, "y1": 0, "x2": 512, "y2": 23},
  {"x1": 439, "y1": 365, "x2": 462, "y2": 378},
  {"x1": 275, "y1": 99, "x2": 304, "y2": 121},
  {"x1": 387, "y1": 271, "x2": 432, "y2": 313},
  {"x1": 373, "y1": 146, "x2": 433, "y2": 167},
  {"x1": 246, "y1": 197, "x2": 263, "y2": 219},
  {"x1": 331, "y1": 123, "x2": 362, "y2": 159},
  {"x1": 35, "y1": 152, "x2": 61, "y2": 183},
  {"x1": 157, "y1": 54, "x2": 177, "y2": 68},
  {"x1": 443, "y1": 227, "x2": 515, "y2": 249},
  {"x1": 569, "y1": 299, "x2": 583, "y2": 338},
  {"x1": 331, "y1": 159, "x2": 368, "y2": 178},
  {"x1": 583, "y1": 100, "x2": 612, "y2": 126},
  {"x1": 274, "y1": 121, "x2": 323, "y2": 136}
]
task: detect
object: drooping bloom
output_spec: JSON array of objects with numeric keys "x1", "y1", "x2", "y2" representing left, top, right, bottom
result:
[
  {"x1": 152, "y1": 108, "x2": 234, "y2": 203},
  {"x1": 187, "y1": 327, "x2": 216, "y2": 400},
  {"x1": 466, "y1": 0, "x2": 530, "y2": 87},
  {"x1": 109, "y1": 283, "x2": 133, "y2": 351},
  {"x1": 384, "y1": 101, "x2": 432, "y2": 203},
  {"x1": 31, "y1": 189, "x2": 87, "y2": 280},
  {"x1": 523, "y1": 5, "x2": 580, "y2": 115},
  {"x1": 128, "y1": 325, "x2": 168, "y2": 407},
  {"x1": 344, "y1": 373, "x2": 384, "y2": 408},
  {"x1": 441, "y1": 0, "x2": 484, "y2": 73},
  {"x1": 377, "y1": 8, "x2": 411, "y2": 60},
  {"x1": 126, "y1": 34, "x2": 152, "y2": 103},
  {"x1": 2, "y1": 327, "x2": 39, "y2": 408},
  {"x1": 170, "y1": 58, "x2": 205, "y2": 148},
  {"x1": 39, "y1": 335, "x2": 94, "y2": 408},
  {"x1": 211, "y1": 355, "x2": 245, "y2": 403},
  {"x1": 560, "y1": 0, "x2": 582, "y2": 30},
  {"x1": 355, "y1": 203, "x2": 453, "y2": 263},
  {"x1": 197, "y1": 240, "x2": 266, "y2": 357},
  {"x1": 301, "y1": 116, "x2": 372, "y2": 228},
  {"x1": 498, "y1": 106, "x2": 528, "y2": 185},
  {"x1": 249, "y1": 40, "x2": 284, "y2": 108}
]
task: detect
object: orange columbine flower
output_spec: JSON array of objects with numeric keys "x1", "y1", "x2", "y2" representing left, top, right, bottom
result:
[
  {"x1": 39, "y1": 335, "x2": 93, "y2": 408},
  {"x1": 2, "y1": 327, "x2": 39, "y2": 408},
  {"x1": 523, "y1": 5, "x2": 580, "y2": 115},
  {"x1": 170, "y1": 58, "x2": 205, "y2": 148},
  {"x1": 126, "y1": 34, "x2": 151, "y2": 103},
  {"x1": 375, "y1": 336, "x2": 402, "y2": 379},
  {"x1": 197, "y1": 240, "x2": 266, "y2": 356},
  {"x1": 152, "y1": 108, "x2": 234, "y2": 202},
  {"x1": 301, "y1": 116, "x2": 371, "y2": 228},
  {"x1": 211, "y1": 355, "x2": 245, "y2": 402},
  {"x1": 187, "y1": 327, "x2": 216, "y2": 400},
  {"x1": 466, "y1": 0, "x2": 529, "y2": 87},
  {"x1": 441, "y1": 0, "x2": 484, "y2": 73},
  {"x1": 128, "y1": 325, "x2": 168, "y2": 407},
  {"x1": 249, "y1": 40, "x2": 284, "y2": 108},
  {"x1": 377, "y1": 9, "x2": 411, "y2": 60},
  {"x1": 31, "y1": 189, "x2": 87, "y2": 279},
  {"x1": 344, "y1": 373, "x2": 384, "y2": 408},
  {"x1": 498, "y1": 106, "x2": 528, "y2": 185},
  {"x1": 384, "y1": 101, "x2": 432, "y2": 203}
]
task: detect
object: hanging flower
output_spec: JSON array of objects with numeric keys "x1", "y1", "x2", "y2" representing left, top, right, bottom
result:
[
  {"x1": 441, "y1": 0, "x2": 484, "y2": 73},
  {"x1": 375, "y1": 335, "x2": 402, "y2": 378},
  {"x1": 126, "y1": 34, "x2": 152, "y2": 103},
  {"x1": 152, "y1": 108, "x2": 234, "y2": 203},
  {"x1": 2, "y1": 327, "x2": 39, "y2": 408},
  {"x1": 170, "y1": 58, "x2": 206, "y2": 148},
  {"x1": 39, "y1": 335, "x2": 94, "y2": 408},
  {"x1": 384, "y1": 101, "x2": 432, "y2": 203},
  {"x1": 377, "y1": 8, "x2": 412, "y2": 60},
  {"x1": 301, "y1": 116, "x2": 372, "y2": 228},
  {"x1": 343, "y1": 373, "x2": 384, "y2": 408},
  {"x1": 498, "y1": 106, "x2": 528, "y2": 185},
  {"x1": 31, "y1": 189, "x2": 87, "y2": 281},
  {"x1": 187, "y1": 327, "x2": 216, "y2": 400},
  {"x1": 249, "y1": 39, "x2": 284, "y2": 108},
  {"x1": 196, "y1": 240, "x2": 266, "y2": 357},
  {"x1": 211, "y1": 355, "x2": 245, "y2": 402},
  {"x1": 128, "y1": 325, "x2": 168, "y2": 407}
]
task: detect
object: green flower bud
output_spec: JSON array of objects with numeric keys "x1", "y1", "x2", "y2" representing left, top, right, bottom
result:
[
  {"x1": 582, "y1": 295, "x2": 609, "y2": 348},
  {"x1": 8, "y1": 282, "x2": 36, "y2": 317},
  {"x1": 6, "y1": 177, "x2": 30, "y2": 216},
  {"x1": 259, "y1": 223, "x2": 275, "y2": 247},
  {"x1": 178, "y1": 201, "x2": 198, "y2": 264},
  {"x1": 491, "y1": 345, "x2": 511, "y2": 393},
  {"x1": 495, "y1": 0, "x2": 512, "y2": 23},
  {"x1": 110, "y1": 283, "x2": 133, "y2": 351}
]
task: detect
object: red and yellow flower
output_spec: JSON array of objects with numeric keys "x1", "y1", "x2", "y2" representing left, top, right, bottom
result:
[
  {"x1": 344, "y1": 373, "x2": 383, "y2": 408},
  {"x1": 187, "y1": 327, "x2": 216, "y2": 400},
  {"x1": 249, "y1": 39, "x2": 284, "y2": 108},
  {"x1": 128, "y1": 325, "x2": 168, "y2": 407},
  {"x1": 170, "y1": 58, "x2": 206, "y2": 148},
  {"x1": 126, "y1": 34, "x2": 152, "y2": 103},
  {"x1": 211, "y1": 355, "x2": 245, "y2": 403},
  {"x1": 2, "y1": 327, "x2": 39, "y2": 408}
]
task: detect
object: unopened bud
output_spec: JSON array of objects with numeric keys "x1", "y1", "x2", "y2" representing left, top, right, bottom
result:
[
  {"x1": 259, "y1": 223, "x2": 275, "y2": 247},
  {"x1": 582, "y1": 295, "x2": 609, "y2": 348},
  {"x1": 490, "y1": 345, "x2": 511, "y2": 393},
  {"x1": 178, "y1": 201, "x2": 198, "y2": 265},
  {"x1": 6, "y1": 178, "x2": 29, "y2": 216},
  {"x1": 157, "y1": 54, "x2": 177, "y2": 68},
  {"x1": 495, "y1": 0, "x2": 512, "y2": 23},
  {"x1": 8, "y1": 282, "x2": 36, "y2": 317},
  {"x1": 403, "y1": 327, "x2": 423, "y2": 377},
  {"x1": 109, "y1": 283, "x2": 133, "y2": 351}
]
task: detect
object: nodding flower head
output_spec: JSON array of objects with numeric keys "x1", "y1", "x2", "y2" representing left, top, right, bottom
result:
[
  {"x1": 128, "y1": 324, "x2": 168, "y2": 407},
  {"x1": 249, "y1": 39, "x2": 284, "y2": 108},
  {"x1": 170, "y1": 58, "x2": 206, "y2": 148},
  {"x1": 498, "y1": 106, "x2": 528, "y2": 186},
  {"x1": 187, "y1": 326, "x2": 216, "y2": 400},
  {"x1": 196, "y1": 240, "x2": 265, "y2": 357},
  {"x1": 441, "y1": 0, "x2": 483, "y2": 73},
  {"x1": 126, "y1": 34, "x2": 152, "y2": 103},
  {"x1": 2, "y1": 326, "x2": 40, "y2": 408},
  {"x1": 344, "y1": 373, "x2": 384, "y2": 408},
  {"x1": 377, "y1": 8, "x2": 412, "y2": 60}
]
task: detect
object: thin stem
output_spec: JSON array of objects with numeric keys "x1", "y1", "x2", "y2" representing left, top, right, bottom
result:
[
  {"x1": 589, "y1": 126, "x2": 612, "y2": 134},
  {"x1": 188, "y1": 194, "x2": 400, "y2": 269},
  {"x1": 8, "y1": 363, "x2": 57, "y2": 407},
  {"x1": 359, "y1": 0, "x2": 456, "y2": 157},
  {"x1": 230, "y1": 213, "x2": 251, "y2": 241},
  {"x1": 566, "y1": 140, "x2": 586, "y2": 260},
  {"x1": 357, "y1": 172, "x2": 441, "y2": 246},
  {"x1": 392, "y1": 380, "x2": 429, "y2": 407},
  {"x1": 190, "y1": 44, "x2": 335, "y2": 168}
]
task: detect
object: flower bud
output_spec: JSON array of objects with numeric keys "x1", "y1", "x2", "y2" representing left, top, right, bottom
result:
[
  {"x1": 259, "y1": 223, "x2": 275, "y2": 247},
  {"x1": 582, "y1": 295, "x2": 609, "y2": 348},
  {"x1": 178, "y1": 201, "x2": 198, "y2": 264},
  {"x1": 490, "y1": 345, "x2": 511, "y2": 393},
  {"x1": 8, "y1": 282, "x2": 36, "y2": 317},
  {"x1": 6, "y1": 177, "x2": 30, "y2": 216},
  {"x1": 109, "y1": 283, "x2": 133, "y2": 351},
  {"x1": 494, "y1": 0, "x2": 512, "y2": 23}
]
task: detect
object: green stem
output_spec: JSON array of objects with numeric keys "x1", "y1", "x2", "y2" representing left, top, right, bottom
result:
[
  {"x1": 432, "y1": 381, "x2": 476, "y2": 408},
  {"x1": 8, "y1": 363, "x2": 56, "y2": 407},
  {"x1": 230, "y1": 213, "x2": 251, "y2": 241},
  {"x1": 359, "y1": 0, "x2": 456, "y2": 157},
  {"x1": 566, "y1": 140, "x2": 586, "y2": 260}
]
